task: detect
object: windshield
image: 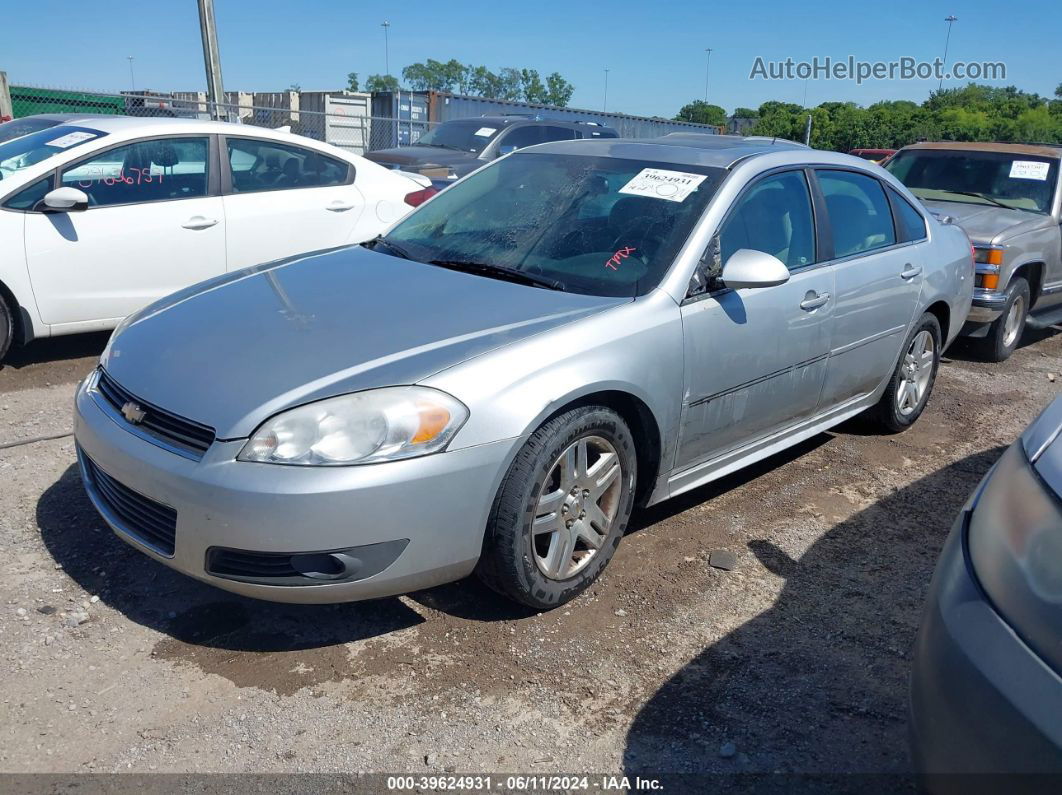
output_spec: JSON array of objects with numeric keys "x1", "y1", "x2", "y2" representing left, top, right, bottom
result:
[
  {"x1": 0, "y1": 125, "x2": 106, "y2": 180},
  {"x1": 885, "y1": 149, "x2": 1059, "y2": 214},
  {"x1": 415, "y1": 120, "x2": 504, "y2": 154},
  {"x1": 382, "y1": 152, "x2": 726, "y2": 297},
  {"x1": 0, "y1": 117, "x2": 62, "y2": 144}
]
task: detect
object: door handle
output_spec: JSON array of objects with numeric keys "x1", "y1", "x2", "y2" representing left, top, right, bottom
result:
[
  {"x1": 326, "y1": 201, "x2": 356, "y2": 212},
  {"x1": 900, "y1": 263, "x2": 923, "y2": 279},
  {"x1": 800, "y1": 291, "x2": 830, "y2": 311},
  {"x1": 181, "y1": 216, "x2": 218, "y2": 230}
]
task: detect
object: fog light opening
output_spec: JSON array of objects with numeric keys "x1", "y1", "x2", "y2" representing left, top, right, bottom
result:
[{"x1": 290, "y1": 552, "x2": 356, "y2": 580}]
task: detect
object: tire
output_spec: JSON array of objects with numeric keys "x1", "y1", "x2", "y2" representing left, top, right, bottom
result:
[
  {"x1": 874, "y1": 312, "x2": 942, "y2": 433},
  {"x1": 0, "y1": 295, "x2": 14, "y2": 364},
  {"x1": 476, "y1": 406, "x2": 637, "y2": 610},
  {"x1": 978, "y1": 277, "x2": 1029, "y2": 363}
]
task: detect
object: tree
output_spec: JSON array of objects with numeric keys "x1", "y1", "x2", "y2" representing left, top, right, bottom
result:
[
  {"x1": 346, "y1": 72, "x2": 359, "y2": 92},
  {"x1": 520, "y1": 69, "x2": 547, "y2": 104},
  {"x1": 674, "y1": 100, "x2": 727, "y2": 126},
  {"x1": 401, "y1": 59, "x2": 467, "y2": 92},
  {"x1": 544, "y1": 73, "x2": 575, "y2": 107},
  {"x1": 365, "y1": 74, "x2": 400, "y2": 93}
]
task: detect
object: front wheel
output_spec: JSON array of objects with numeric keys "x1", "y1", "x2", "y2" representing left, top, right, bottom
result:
[
  {"x1": 476, "y1": 406, "x2": 637, "y2": 610},
  {"x1": 874, "y1": 312, "x2": 941, "y2": 433},
  {"x1": 978, "y1": 277, "x2": 1029, "y2": 363},
  {"x1": 0, "y1": 296, "x2": 14, "y2": 363}
]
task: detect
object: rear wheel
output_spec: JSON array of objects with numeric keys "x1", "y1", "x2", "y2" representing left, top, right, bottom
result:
[
  {"x1": 0, "y1": 295, "x2": 14, "y2": 363},
  {"x1": 476, "y1": 406, "x2": 636, "y2": 610},
  {"x1": 874, "y1": 313, "x2": 941, "y2": 432},
  {"x1": 978, "y1": 277, "x2": 1029, "y2": 363}
]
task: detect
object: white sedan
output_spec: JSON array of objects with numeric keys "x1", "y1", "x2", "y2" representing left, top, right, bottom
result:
[{"x1": 0, "y1": 114, "x2": 433, "y2": 361}]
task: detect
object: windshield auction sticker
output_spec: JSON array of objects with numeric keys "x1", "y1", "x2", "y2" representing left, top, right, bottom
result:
[
  {"x1": 619, "y1": 168, "x2": 707, "y2": 202},
  {"x1": 45, "y1": 131, "x2": 99, "y2": 149},
  {"x1": 1009, "y1": 160, "x2": 1050, "y2": 181},
  {"x1": 474, "y1": 127, "x2": 497, "y2": 137}
]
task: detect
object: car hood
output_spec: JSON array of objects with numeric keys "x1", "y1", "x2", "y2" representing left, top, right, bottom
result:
[
  {"x1": 101, "y1": 246, "x2": 627, "y2": 439},
  {"x1": 920, "y1": 200, "x2": 1052, "y2": 245},
  {"x1": 365, "y1": 146, "x2": 480, "y2": 171}
]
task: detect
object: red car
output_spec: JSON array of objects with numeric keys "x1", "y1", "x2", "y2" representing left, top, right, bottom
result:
[{"x1": 849, "y1": 148, "x2": 897, "y2": 164}]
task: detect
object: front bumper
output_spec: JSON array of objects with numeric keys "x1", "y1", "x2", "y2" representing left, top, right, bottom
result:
[
  {"x1": 963, "y1": 287, "x2": 1008, "y2": 328},
  {"x1": 909, "y1": 504, "x2": 1062, "y2": 778},
  {"x1": 73, "y1": 375, "x2": 516, "y2": 603}
]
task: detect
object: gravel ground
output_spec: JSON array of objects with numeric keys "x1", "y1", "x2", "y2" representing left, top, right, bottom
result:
[{"x1": 0, "y1": 328, "x2": 1059, "y2": 778}]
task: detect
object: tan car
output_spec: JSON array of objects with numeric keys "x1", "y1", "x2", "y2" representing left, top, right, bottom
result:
[{"x1": 885, "y1": 141, "x2": 1062, "y2": 361}]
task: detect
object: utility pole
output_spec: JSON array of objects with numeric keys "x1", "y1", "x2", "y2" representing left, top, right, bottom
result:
[
  {"x1": 939, "y1": 15, "x2": 958, "y2": 92},
  {"x1": 603, "y1": 67, "x2": 610, "y2": 111},
  {"x1": 197, "y1": 0, "x2": 225, "y2": 120},
  {"x1": 703, "y1": 48, "x2": 713, "y2": 103},
  {"x1": 127, "y1": 56, "x2": 136, "y2": 92},
  {"x1": 381, "y1": 21, "x2": 391, "y2": 77}
]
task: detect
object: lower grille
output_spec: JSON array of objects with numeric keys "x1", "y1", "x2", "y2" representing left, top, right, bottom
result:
[
  {"x1": 80, "y1": 451, "x2": 177, "y2": 556},
  {"x1": 96, "y1": 369, "x2": 215, "y2": 459}
]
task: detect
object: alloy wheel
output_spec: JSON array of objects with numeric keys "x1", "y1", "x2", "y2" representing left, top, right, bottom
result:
[
  {"x1": 532, "y1": 435, "x2": 623, "y2": 580},
  {"x1": 896, "y1": 330, "x2": 935, "y2": 416}
]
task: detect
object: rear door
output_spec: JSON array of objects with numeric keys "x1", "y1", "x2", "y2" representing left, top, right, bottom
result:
[
  {"x1": 221, "y1": 136, "x2": 366, "y2": 270},
  {"x1": 675, "y1": 168, "x2": 834, "y2": 469},
  {"x1": 24, "y1": 134, "x2": 225, "y2": 325},
  {"x1": 815, "y1": 169, "x2": 923, "y2": 408}
]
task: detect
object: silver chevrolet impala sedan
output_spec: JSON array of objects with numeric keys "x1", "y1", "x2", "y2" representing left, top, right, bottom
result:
[{"x1": 73, "y1": 134, "x2": 973, "y2": 609}]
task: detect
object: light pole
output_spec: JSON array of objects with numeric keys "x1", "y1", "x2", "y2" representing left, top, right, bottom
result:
[
  {"x1": 703, "y1": 48, "x2": 713, "y2": 104},
  {"x1": 381, "y1": 21, "x2": 391, "y2": 77},
  {"x1": 126, "y1": 56, "x2": 135, "y2": 92},
  {"x1": 939, "y1": 15, "x2": 958, "y2": 91},
  {"x1": 603, "y1": 67, "x2": 610, "y2": 111}
]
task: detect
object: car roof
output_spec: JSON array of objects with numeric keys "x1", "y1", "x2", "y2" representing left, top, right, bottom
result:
[
  {"x1": 900, "y1": 141, "x2": 1062, "y2": 159},
  {"x1": 530, "y1": 134, "x2": 815, "y2": 169},
  {"x1": 462, "y1": 115, "x2": 618, "y2": 131}
]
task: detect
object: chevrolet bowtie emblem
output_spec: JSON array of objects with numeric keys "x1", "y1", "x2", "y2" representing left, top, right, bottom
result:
[{"x1": 121, "y1": 401, "x2": 147, "y2": 424}]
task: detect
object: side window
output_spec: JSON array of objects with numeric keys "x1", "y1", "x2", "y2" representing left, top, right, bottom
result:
[
  {"x1": 539, "y1": 126, "x2": 578, "y2": 143},
  {"x1": 3, "y1": 176, "x2": 52, "y2": 211},
  {"x1": 226, "y1": 138, "x2": 349, "y2": 193},
  {"x1": 888, "y1": 187, "x2": 928, "y2": 242},
  {"x1": 718, "y1": 171, "x2": 816, "y2": 272},
  {"x1": 497, "y1": 126, "x2": 546, "y2": 151},
  {"x1": 60, "y1": 137, "x2": 209, "y2": 207},
  {"x1": 818, "y1": 170, "x2": 896, "y2": 257}
]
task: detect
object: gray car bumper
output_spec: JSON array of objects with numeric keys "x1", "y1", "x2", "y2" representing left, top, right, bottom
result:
[
  {"x1": 73, "y1": 377, "x2": 516, "y2": 603},
  {"x1": 909, "y1": 508, "x2": 1062, "y2": 781}
]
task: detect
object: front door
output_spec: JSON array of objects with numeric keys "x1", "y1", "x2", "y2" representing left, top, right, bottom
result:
[
  {"x1": 675, "y1": 169, "x2": 834, "y2": 470},
  {"x1": 25, "y1": 135, "x2": 225, "y2": 326}
]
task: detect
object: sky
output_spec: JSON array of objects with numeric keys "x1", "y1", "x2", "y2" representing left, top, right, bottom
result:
[{"x1": 3, "y1": 0, "x2": 1058, "y2": 118}]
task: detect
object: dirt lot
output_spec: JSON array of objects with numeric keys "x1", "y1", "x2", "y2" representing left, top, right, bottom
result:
[{"x1": 1, "y1": 327, "x2": 1059, "y2": 780}]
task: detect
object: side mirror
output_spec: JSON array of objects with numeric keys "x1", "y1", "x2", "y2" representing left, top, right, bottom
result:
[
  {"x1": 720, "y1": 248, "x2": 790, "y2": 290},
  {"x1": 497, "y1": 144, "x2": 518, "y2": 156},
  {"x1": 43, "y1": 187, "x2": 89, "y2": 213}
]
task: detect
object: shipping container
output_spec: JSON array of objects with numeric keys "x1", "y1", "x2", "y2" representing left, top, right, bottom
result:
[
  {"x1": 10, "y1": 86, "x2": 124, "y2": 118},
  {"x1": 370, "y1": 91, "x2": 431, "y2": 150},
  {"x1": 293, "y1": 91, "x2": 372, "y2": 154},
  {"x1": 426, "y1": 92, "x2": 721, "y2": 138}
]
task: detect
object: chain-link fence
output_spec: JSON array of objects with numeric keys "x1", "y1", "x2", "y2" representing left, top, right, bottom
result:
[{"x1": 6, "y1": 84, "x2": 439, "y2": 156}]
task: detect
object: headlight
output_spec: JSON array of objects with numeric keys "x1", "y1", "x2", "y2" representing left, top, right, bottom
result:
[
  {"x1": 967, "y1": 441, "x2": 1062, "y2": 672},
  {"x1": 238, "y1": 387, "x2": 468, "y2": 466}
]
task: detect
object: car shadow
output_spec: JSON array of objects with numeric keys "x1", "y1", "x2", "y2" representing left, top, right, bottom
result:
[
  {"x1": 36, "y1": 464, "x2": 423, "y2": 652},
  {"x1": 945, "y1": 325, "x2": 1059, "y2": 363},
  {"x1": 622, "y1": 445, "x2": 1006, "y2": 783},
  {"x1": 1, "y1": 331, "x2": 109, "y2": 370},
  {"x1": 410, "y1": 435, "x2": 835, "y2": 621}
]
